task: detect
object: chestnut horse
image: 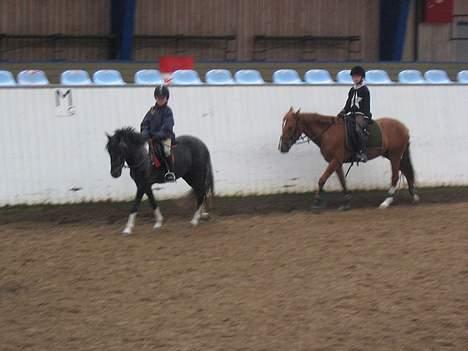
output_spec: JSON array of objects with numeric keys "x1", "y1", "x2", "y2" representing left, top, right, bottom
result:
[{"x1": 279, "y1": 108, "x2": 419, "y2": 210}]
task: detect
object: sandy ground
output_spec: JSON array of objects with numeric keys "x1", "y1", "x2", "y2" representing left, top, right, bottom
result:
[{"x1": 1, "y1": 189, "x2": 467, "y2": 350}]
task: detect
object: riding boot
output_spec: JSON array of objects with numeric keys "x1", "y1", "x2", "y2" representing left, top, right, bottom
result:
[
  {"x1": 164, "y1": 155, "x2": 176, "y2": 183},
  {"x1": 358, "y1": 132, "x2": 368, "y2": 163}
]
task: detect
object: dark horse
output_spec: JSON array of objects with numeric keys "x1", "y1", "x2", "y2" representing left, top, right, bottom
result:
[
  {"x1": 279, "y1": 108, "x2": 419, "y2": 210},
  {"x1": 106, "y1": 128, "x2": 214, "y2": 234}
]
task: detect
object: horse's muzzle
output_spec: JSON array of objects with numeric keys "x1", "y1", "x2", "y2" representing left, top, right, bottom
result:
[
  {"x1": 111, "y1": 167, "x2": 122, "y2": 178},
  {"x1": 278, "y1": 137, "x2": 291, "y2": 153}
]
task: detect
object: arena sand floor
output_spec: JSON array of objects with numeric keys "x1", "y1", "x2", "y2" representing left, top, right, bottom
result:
[{"x1": 1, "y1": 188, "x2": 467, "y2": 350}]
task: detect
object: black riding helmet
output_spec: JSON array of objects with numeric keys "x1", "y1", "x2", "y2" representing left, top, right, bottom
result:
[
  {"x1": 350, "y1": 65, "x2": 366, "y2": 78},
  {"x1": 154, "y1": 84, "x2": 170, "y2": 100}
]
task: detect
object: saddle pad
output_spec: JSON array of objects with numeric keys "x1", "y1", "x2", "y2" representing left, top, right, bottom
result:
[{"x1": 345, "y1": 119, "x2": 382, "y2": 151}]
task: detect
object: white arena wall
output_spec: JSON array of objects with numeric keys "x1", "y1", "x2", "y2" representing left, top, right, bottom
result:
[{"x1": 0, "y1": 85, "x2": 467, "y2": 206}]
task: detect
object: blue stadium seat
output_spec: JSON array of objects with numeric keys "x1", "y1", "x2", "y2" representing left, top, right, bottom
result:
[
  {"x1": 398, "y1": 70, "x2": 425, "y2": 84},
  {"x1": 272, "y1": 69, "x2": 303, "y2": 84},
  {"x1": 234, "y1": 70, "x2": 265, "y2": 84},
  {"x1": 0, "y1": 70, "x2": 16, "y2": 86},
  {"x1": 93, "y1": 70, "x2": 125, "y2": 85},
  {"x1": 336, "y1": 70, "x2": 353, "y2": 84},
  {"x1": 304, "y1": 69, "x2": 334, "y2": 84},
  {"x1": 60, "y1": 70, "x2": 92, "y2": 85},
  {"x1": 457, "y1": 70, "x2": 468, "y2": 84},
  {"x1": 205, "y1": 69, "x2": 234, "y2": 85},
  {"x1": 134, "y1": 69, "x2": 164, "y2": 85},
  {"x1": 365, "y1": 69, "x2": 393, "y2": 84},
  {"x1": 424, "y1": 69, "x2": 452, "y2": 84},
  {"x1": 171, "y1": 70, "x2": 203, "y2": 85},
  {"x1": 17, "y1": 70, "x2": 49, "y2": 85}
]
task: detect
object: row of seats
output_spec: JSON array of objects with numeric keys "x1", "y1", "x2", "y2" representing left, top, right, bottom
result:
[{"x1": 1, "y1": 68, "x2": 468, "y2": 86}]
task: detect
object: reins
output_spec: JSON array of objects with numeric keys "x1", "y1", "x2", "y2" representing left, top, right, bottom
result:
[
  {"x1": 123, "y1": 157, "x2": 147, "y2": 170},
  {"x1": 295, "y1": 115, "x2": 337, "y2": 145}
]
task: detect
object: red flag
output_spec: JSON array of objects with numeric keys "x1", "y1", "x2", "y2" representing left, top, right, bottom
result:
[
  {"x1": 424, "y1": 0, "x2": 453, "y2": 23},
  {"x1": 159, "y1": 56, "x2": 194, "y2": 74}
]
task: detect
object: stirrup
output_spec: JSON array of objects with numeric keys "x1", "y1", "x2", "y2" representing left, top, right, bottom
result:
[
  {"x1": 358, "y1": 153, "x2": 368, "y2": 163},
  {"x1": 164, "y1": 172, "x2": 176, "y2": 182}
]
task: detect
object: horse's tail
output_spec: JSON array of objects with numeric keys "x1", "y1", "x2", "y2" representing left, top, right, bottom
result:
[
  {"x1": 400, "y1": 142, "x2": 415, "y2": 185},
  {"x1": 205, "y1": 151, "x2": 215, "y2": 208}
]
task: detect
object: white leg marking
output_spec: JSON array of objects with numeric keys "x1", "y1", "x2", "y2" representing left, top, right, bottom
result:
[
  {"x1": 379, "y1": 197, "x2": 394, "y2": 209},
  {"x1": 122, "y1": 213, "x2": 137, "y2": 235},
  {"x1": 153, "y1": 207, "x2": 164, "y2": 229},
  {"x1": 413, "y1": 194, "x2": 420, "y2": 203},
  {"x1": 379, "y1": 186, "x2": 397, "y2": 209},
  {"x1": 198, "y1": 204, "x2": 210, "y2": 220},
  {"x1": 190, "y1": 206, "x2": 202, "y2": 226}
]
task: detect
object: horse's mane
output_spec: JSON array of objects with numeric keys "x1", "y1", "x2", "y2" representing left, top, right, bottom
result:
[
  {"x1": 113, "y1": 127, "x2": 146, "y2": 146},
  {"x1": 299, "y1": 112, "x2": 337, "y2": 126}
]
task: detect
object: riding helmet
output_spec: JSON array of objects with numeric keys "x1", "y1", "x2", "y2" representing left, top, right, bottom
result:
[
  {"x1": 350, "y1": 65, "x2": 366, "y2": 78},
  {"x1": 154, "y1": 84, "x2": 170, "y2": 99}
]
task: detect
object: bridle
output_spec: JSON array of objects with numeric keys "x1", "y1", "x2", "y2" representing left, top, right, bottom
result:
[
  {"x1": 112, "y1": 143, "x2": 147, "y2": 172},
  {"x1": 280, "y1": 113, "x2": 336, "y2": 149},
  {"x1": 279, "y1": 116, "x2": 302, "y2": 150}
]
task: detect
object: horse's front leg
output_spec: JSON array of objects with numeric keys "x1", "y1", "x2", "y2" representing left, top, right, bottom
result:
[
  {"x1": 312, "y1": 159, "x2": 340, "y2": 210},
  {"x1": 122, "y1": 186, "x2": 145, "y2": 235},
  {"x1": 336, "y1": 165, "x2": 352, "y2": 211},
  {"x1": 145, "y1": 186, "x2": 164, "y2": 229}
]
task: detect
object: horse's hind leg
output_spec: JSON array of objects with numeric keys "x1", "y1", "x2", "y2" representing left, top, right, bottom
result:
[
  {"x1": 145, "y1": 186, "x2": 164, "y2": 229},
  {"x1": 184, "y1": 173, "x2": 210, "y2": 226},
  {"x1": 200, "y1": 200, "x2": 210, "y2": 220},
  {"x1": 400, "y1": 163, "x2": 419, "y2": 204},
  {"x1": 379, "y1": 155, "x2": 401, "y2": 209},
  {"x1": 201, "y1": 186, "x2": 213, "y2": 220},
  {"x1": 190, "y1": 187, "x2": 205, "y2": 226},
  {"x1": 399, "y1": 145, "x2": 419, "y2": 204},
  {"x1": 336, "y1": 166, "x2": 352, "y2": 211}
]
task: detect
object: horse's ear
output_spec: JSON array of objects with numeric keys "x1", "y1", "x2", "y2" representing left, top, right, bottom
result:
[
  {"x1": 105, "y1": 132, "x2": 111, "y2": 141},
  {"x1": 289, "y1": 106, "x2": 294, "y2": 112},
  {"x1": 295, "y1": 108, "x2": 301, "y2": 116}
]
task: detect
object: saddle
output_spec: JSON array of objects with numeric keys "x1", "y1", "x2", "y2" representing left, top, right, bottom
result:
[
  {"x1": 149, "y1": 139, "x2": 175, "y2": 170},
  {"x1": 344, "y1": 116, "x2": 382, "y2": 159}
]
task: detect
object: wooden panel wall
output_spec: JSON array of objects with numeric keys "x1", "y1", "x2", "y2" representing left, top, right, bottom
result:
[
  {"x1": 134, "y1": 0, "x2": 380, "y2": 61},
  {"x1": 0, "y1": 0, "x2": 380, "y2": 62},
  {"x1": 418, "y1": 24, "x2": 456, "y2": 61},
  {"x1": 0, "y1": 0, "x2": 110, "y2": 61},
  {"x1": 134, "y1": 0, "x2": 238, "y2": 61},
  {"x1": 417, "y1": 0, "x2": 468, "y2": 62},
  {"x1": 454, "y1": 0, "x2": 468, "y2": 14}
]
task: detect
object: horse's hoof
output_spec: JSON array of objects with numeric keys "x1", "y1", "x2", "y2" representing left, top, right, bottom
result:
[
  {"x1": 122, "y1": 227, "x2": 133, "y2": 236},
  {"x1": 379, "y1": 197, "x2": 394, "y2": 209},
  {"x1": 311, "y1": 198, "x2": 325, "y2": 211},
  {"x1": 311, "y1": 204, "x2": 325, "y2": 214},
  {"x1": 190, "y1": 219, "x2": 199, "y2": 226},
  {"x1": 338, "y1": 204, "x2": 351, "y2": 211},
  {"x1": 200, "y1": 212, "x2": 210, "y2": 220},
  {"x1": 153, "y1": 222, "x2": 163, "y2": 229},
  {"x1": 413, "y1": 194, "x2": 420, "y2": 204}
]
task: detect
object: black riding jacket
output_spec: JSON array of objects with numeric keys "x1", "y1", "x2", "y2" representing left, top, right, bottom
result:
[{"x1": 341, "y1": 82, "x2": 372, "y2": 119}]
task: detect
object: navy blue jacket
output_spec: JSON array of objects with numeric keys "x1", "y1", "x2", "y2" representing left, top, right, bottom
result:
[{"x1": 140, "y1": 104, "x2": 175, "y2": 142}]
